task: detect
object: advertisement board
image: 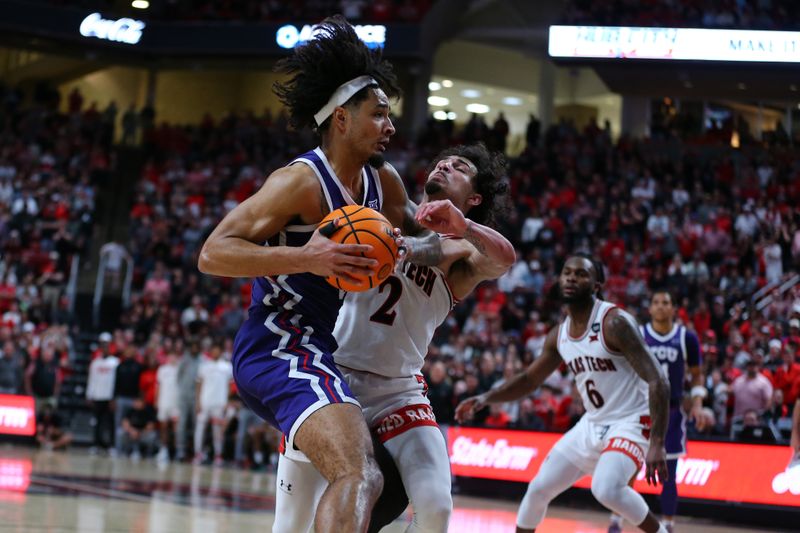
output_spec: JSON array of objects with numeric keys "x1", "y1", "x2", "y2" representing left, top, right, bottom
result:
[
  {"x1": 0, "y1": 1, "x2": 420, "y2": 58},
  {"x1": 0, "y1": 394, "x2": 36, "y2": 437},
  {"x1": 549, "y1": 25, "x2": 800, "y2": 63},
  {"x1": 449, "y1": 427, "x2": 800, "y2": 508}
]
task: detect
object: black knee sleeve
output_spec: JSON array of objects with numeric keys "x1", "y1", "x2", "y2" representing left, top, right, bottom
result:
[{"x1": 367, "y1": 433, "x2": 408, "y2": 533}]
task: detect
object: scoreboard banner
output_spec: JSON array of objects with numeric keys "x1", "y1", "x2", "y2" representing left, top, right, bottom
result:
[
  {"x1": 549, "y1": 25, "x2": 800, "y2": 63},
  {"x1": 448, "y1": 426, "x2": 800, "y2": 508}
]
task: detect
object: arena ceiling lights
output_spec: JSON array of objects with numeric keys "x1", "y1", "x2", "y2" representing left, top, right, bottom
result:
[{"x1": 549, "y1": 25, "x2": 800, "y2": 63}]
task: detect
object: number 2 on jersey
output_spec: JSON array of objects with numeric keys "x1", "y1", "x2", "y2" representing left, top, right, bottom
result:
[{"x1": 369, "y1": 276, "x2": 403, "y2": 326}]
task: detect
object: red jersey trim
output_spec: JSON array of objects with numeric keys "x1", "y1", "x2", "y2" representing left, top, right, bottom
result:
[
  {"x1": 373, "y1": 403, "x2": 438, "y2": 443},
  {"x1": 601, "y1": 437, "x2": 645, "y2": 471}
]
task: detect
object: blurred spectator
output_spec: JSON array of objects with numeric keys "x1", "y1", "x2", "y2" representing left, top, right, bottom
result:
[
  {"x1": 193, "y1": 344, "x2": 232, "y2": 465},
  {"x1": 25, "y1": 344, "x2": 63, "y2": 412},
  {"x1": 484, "y1": 403, "x2": 511, "y2": 428},
  {"x1": 99, "y1": 240, "x2": 131, "y2": 291},
  {"x1": 426, "y1": 361, "x2": 454, "y2": 426},
  {"x1": 155, "y1": 352, "x2": 180, "y2": 463},
  {"x1": 36, "y1": 403, "x2": 72, "y2": 451},
  {"x1": 118, "y1": 397, "x2": 158, "y2": 460},
  {"x1": 114, "y1": 345, "x2": 143, "y2": 455},
  {"x1": 0, "y1": 340, "x2": 24, "y2": 394},
  {"x1": 732, "y1": 360, "x2": 774, "y2": 418},
  {"x1": 770, "y1": 343, "x2": 800, "y2": 406},
  {"x1": 121, "y1": 103, "x2": 139, "y2": 145},
  {"x1": 175, "y1": 340, "x2": 201, "y2": 461},
  {"x1": 86, "y1": 345, "x2": 119, "y2": 452}
]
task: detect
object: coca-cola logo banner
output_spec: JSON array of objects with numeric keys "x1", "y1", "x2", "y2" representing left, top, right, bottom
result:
[{"x1": 448, "y1": 427, "x2": 800, "y2": 508}]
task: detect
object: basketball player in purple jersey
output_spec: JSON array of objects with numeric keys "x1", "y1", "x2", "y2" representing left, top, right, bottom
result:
[
  {"x1": 198, "y1": 17, "x2": 442, "y2": 533},
  {"x1": 609, "y1": 290, "x2": 705, "y2": 533}
]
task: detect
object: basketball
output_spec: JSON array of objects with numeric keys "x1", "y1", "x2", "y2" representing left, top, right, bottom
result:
[{"x1": 319, "y1": 204, "x2": 398, "y2": 292}]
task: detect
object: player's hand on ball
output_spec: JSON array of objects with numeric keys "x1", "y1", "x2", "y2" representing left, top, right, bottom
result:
[
  {"x1": 416, "y1": 199, "x2": 468, "y2": 236},
  {"x1": 455, "y1": 394, "x2": 486, "y2": 424},
  {"x1": 304, "y1": 219, "x2": 377, "y2": 287},
  {"x1": 645, "y1": 444, "x2": 668, "y2": 486},
  {"x1": 392, "y1": 227, "x2": 409, "y2": 263}
]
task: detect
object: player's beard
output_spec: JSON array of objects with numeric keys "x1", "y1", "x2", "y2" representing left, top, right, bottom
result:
[
  {"x1": 424, "y1": 180, "x2": 443, "y2": 195},
  {"x1": 368, "y1": 154, "x2": 385, "y2": 168},
  {"x1": 559, "y1": 284, "x2": 593, "y2": 305}
]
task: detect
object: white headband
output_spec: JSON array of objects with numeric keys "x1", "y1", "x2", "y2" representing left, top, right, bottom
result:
[{"x1": 314, "y1": 75, "x2": 377, "y2": 126}]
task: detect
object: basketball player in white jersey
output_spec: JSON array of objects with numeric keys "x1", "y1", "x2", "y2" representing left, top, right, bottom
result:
[
  {"x1": 456, "y1": 254, "x2": 671, "y2": 533},
  {"x1": 272, "y1": 143, "x2": 516, "y2": 533}
]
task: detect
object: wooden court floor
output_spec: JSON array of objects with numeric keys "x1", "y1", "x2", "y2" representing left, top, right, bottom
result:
[{"x1": 0, "y1": 445, "x2": 779, "y2": 532}]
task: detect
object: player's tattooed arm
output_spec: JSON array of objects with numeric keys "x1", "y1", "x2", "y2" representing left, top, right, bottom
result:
[
  {"x1": 416, "y1": 199, "x2": 515, "y2": 279},
  {"x1": 605, "y1": 309, "x2": 670, "y2": 484},
  {"x1": 456, "y1": 327, "x2": 562, "y2": 423},
  {"x1": 400, "y1": 199, "x2": 444, "y2": 265},
  {"x1": 378, "y1": 163, "x2": 443, "y2": 266}
]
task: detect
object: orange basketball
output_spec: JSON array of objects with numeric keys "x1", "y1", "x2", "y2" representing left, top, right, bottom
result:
[{"x1": 318, "y1": 205, "x2": 398, "y2": 292}]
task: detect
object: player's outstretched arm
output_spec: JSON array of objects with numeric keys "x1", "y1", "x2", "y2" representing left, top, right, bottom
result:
[
  {"x1": 455, "y1": 327, "x2": 562, "y2": 423},
  {"x1": 605, "y1": 309, "x2": 670, "y2": 485},
  {"x1": 198, "y1": 166, "x2": 376, "y2": 284},
  {"x1": 378, "y1": 164, "x2": 443, "y2": 266}
]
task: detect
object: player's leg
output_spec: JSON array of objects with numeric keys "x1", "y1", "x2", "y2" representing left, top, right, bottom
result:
[
  {"x1": 210, "y1": 409, "x2": 225, "y2": 462},
  {"x1": 193, "y1": 408, "x2": 208, "y2": 463},
  {"x1": 662, "y1": 405, "x2": 686, "y2": 529},
  {"x1": 516, "y1": 448, "x2": 586, "y2": 533},
  {"x1": 592, "y1": 451, "x2": 667, "y2": 533},
  {"x1": 383, "y1": 424, "x2": 451, "y2": 533},
  {"x1": 660, "y1": 459, "x2": 679, "y2": 528},
  {"x1": 293, "y1": 403, "x2": 383, "y2": 533},
  {"x1": 175, "y1": 400, "x2": 192, "y2": 460},
  {"x1": 233, "y1": 336, "x2": 381, "y2": 532},
  {"x1": 272, "y1": 453, "x2": 327, "y2": 533},
  {"x1": 368, "y1": 431, "x2": 409, "y2": 533}
]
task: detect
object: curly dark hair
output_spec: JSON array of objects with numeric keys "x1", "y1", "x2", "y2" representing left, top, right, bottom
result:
[
  {"x1": 429, "y1": 143, "x2": 509, "y2": 229},
  {"x1": 272, "y1": 15, "x2": 401, "y2": 132}
]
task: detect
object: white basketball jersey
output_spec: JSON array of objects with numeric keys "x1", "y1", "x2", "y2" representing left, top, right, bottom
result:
[
  {"x1": 557, "y1": 299, "x2": 649, "y2": 422},
  {"x1": 334, "y1": 260, "x2": 455, "y2": 378}
]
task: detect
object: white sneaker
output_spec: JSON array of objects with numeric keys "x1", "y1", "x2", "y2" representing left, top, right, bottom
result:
[
  {"x1": 156, "y1": 447, "x2": 169, "y2": 463},
  {"x1": 131, "y1": 450, "x2": 142, "y2": 462}
]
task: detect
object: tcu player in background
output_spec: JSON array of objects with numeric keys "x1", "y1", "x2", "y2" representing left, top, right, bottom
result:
[
  {"x1": 609, "y1": 290, "x2": 706, "y2": 533},
  {"x1": 272, "y1": 143, "x2": 515, "y2": 533},
  {"x1": 457, "y1": 254, "x2": 671, "y2": 533}
]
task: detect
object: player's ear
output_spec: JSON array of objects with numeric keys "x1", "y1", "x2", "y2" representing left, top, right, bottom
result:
[
  {"x1": 332, "y1": 106, "x2": 348, "y2": 132},
  {"x1": 466, "y1": 193, "x2": 482, "y2": 207}
]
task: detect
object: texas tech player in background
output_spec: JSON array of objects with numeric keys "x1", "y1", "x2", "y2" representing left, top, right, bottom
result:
[
  {"x1": 272, "y1": 144, "x2": 515, "y2": 533},
  {"x1": 609, "y1": 290, "x2": 705, "y2": 533},
  {"x1": 457, "y1": 254, "x2": 671, "y2": 533}
]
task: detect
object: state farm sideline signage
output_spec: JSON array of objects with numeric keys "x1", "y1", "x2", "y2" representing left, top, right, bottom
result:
[
  {"x1": 0, "y1": 394, "x2": 36, "y2": 437},
  {"x1": 449, "y1": 427, "x2": 800, "y2": 508}
]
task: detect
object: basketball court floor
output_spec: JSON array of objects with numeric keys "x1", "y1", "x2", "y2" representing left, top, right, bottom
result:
[{"x1": 0, "y1": 445, "x2": 777, "y2": 533}]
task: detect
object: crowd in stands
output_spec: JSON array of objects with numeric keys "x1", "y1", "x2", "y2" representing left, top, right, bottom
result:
[
  {"x1": 0, "y1": 83, "x2": 108, "y2": 446},
  {"x1": 562, "y1": 0, "x2": 800, "y2": 30},
  {"x1": 46, "y1": 0, "x2": 433, "y2": 23},
  {"x1": 2, "y1": 83, "x2": 799, "y2": 467}
]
